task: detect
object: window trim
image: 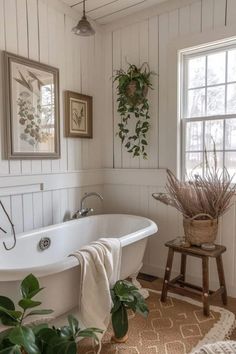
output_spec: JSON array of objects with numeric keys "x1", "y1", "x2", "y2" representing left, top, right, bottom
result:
[{"x1": 180, "y1": 40, "x2": 236, "y2": 180}]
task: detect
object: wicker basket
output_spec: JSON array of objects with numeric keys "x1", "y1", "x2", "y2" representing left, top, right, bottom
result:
[{"x1": 183, "y1": 213, "x2": 218, "y2": 246}]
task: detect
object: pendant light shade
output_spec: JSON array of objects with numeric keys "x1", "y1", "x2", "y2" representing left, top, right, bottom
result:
[{"x1": 72, "y1": 0, "x2": 95, "y2": 37}]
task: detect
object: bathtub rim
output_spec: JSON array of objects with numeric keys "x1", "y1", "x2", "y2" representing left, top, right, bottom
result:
[{"x1": 0, "y1": 214, "x2": 158, "y2": 281}]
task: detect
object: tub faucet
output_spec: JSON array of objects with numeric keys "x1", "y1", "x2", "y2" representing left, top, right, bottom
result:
[{"x1": 72, "y1": 192, "x2": 103, "y2": 218}]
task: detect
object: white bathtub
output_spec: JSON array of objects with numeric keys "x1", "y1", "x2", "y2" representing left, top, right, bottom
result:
[{"x1": 0, "y1": 214, "x2": 157, "y2": 318}]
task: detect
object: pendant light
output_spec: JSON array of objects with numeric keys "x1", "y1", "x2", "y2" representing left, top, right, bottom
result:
[{"x1": 72, "y1": 0, "x2": 95, "y2": 37}]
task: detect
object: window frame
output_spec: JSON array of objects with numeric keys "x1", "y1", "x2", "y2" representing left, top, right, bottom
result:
[{"x1": 180, "y1": 41, "x2": 236, "y2": 180}]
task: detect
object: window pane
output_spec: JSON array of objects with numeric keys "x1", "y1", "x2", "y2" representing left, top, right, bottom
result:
[
  {"x1": 227, "y1": 83, "x2": 236, "y2": 114},
  {"x1": 207, "y1": 52, "x2": 226, "y2": 85},
  {"x1": 204, "y1": 151, "x2": 223, "y2": 175},
  {"x1": 225, "y1": 152, "x2": 236, "y2": 182},
  {"x1": 207, "y1": 86, "x2": 225, "y2": 115},
  {"x1": 225, "y1": 119, "x2": 236, "y2": 149},
  {"x1": 185, "y1": 152, "x2": 203, "y2": 177},
  {"x1": 187, "y1": 88, "x2": 205, "y2": 117},
  {"x1": 205, "y1": 120, "x2": 223, "y2": 150},
  {"x1": 186, "y1": 122, "x2": 203, "y2": 151},
  {"x1": 188, "y1": 56, "x2": 206, "y2": 88},
  {"x1": 228, "y1": 49, "x2": 236, "y2": 83}
]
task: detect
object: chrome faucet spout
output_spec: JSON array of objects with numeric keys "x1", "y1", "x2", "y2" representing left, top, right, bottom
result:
[{"x1": 72, "y1": 192, "x2": 103, "y2": 219}]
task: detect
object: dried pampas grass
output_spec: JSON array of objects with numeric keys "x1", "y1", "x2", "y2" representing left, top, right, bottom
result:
[{"x1": 152, "y1": 154, "x2": 236, "y2": 220}]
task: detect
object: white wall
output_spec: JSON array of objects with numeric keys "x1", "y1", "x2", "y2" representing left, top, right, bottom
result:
[
  {"x1": 0, "y1": 0, "x2": 104, "y2": 235},
  {"x1": 102, "y1": 0, "x2": 236, "y2": 296}
]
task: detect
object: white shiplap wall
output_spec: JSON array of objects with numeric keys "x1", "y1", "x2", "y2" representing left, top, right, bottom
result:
[
  {"x1": 103, "y1": 0, "x2": 236, "y2": 296},
  {"x1": 0, "y1": 0, "x2": 104, "y2": 235}
]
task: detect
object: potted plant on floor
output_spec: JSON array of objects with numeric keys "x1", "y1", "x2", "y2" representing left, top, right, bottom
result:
[
  {"x1": 114, "y1": 63, "x2": 155, "y2": 159},
  {"x1": 152, "y1": 152, "x2": 236, "y2": 248},
  {"x1": 110, "y1": 280, "x2": 149, "y2": 343},
  {"x1": 0, "y1": 274, "x2": 102, "y2": 353}
]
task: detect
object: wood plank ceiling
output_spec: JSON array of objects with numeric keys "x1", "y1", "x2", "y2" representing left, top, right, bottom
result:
[{"x1": 62, "y1": 0, "x2": 167, "y2": 24}]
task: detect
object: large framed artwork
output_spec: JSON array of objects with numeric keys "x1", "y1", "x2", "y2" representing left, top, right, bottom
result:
[
  {"x1": 65, "y1": 91, "x2": 93, "y2": 138},
  {"x1": 4, "y1": 52, "x2": 60, "y2": 159}
]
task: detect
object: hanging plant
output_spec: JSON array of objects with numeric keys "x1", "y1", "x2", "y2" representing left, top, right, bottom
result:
[{"x1": 114, "y1": 62, "x2": 155, "y2": 159}]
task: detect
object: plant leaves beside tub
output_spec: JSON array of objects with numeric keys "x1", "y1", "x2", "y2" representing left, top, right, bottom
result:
[
  {"x1": 110, "y1": 280, "x2": 149, "y2": 342},
  {"x1": 0, "y1": 274, "x2": 102, "y2": 354}
]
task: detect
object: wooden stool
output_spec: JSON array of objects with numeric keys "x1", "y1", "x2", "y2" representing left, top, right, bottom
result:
[{"x1": 161, "y1": 239, "x2": 227, "y2": 316}]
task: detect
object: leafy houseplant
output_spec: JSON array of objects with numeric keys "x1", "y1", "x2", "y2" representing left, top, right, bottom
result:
[
  {"x1": 114, "y1": 63, "x2": 154, "y2": 159},
  {"x1": 0, "y1": 274, "x2": 102, "y2": 354},
  {"x1": 152, "y1": 152, "x2": 236, "y2": 246},
  {"x1": 110, "y1": 280, "x2": 149, "y2": 342}
]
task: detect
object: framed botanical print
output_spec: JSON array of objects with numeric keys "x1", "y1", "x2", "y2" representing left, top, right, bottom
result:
[
  {"x1": 65, "y1": 91, "x2": 93, "y2": 138},
  {"x1": 4, "y1": 51, "x2": 60, "y2": 159}
]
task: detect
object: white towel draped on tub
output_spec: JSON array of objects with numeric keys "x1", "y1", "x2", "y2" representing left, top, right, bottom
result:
[{"x1": 71, "y1": 238, "x2": 121, "y2": 348}]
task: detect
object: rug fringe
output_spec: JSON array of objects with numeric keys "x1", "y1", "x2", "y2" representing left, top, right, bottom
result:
[{"x1": 147, "y1": 288, "x2": 236, "y2": 354}]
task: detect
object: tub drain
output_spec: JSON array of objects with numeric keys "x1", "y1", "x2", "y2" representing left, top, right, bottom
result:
[{"x1": 38, "y1": 237, "x2": 51, "y2": 251}]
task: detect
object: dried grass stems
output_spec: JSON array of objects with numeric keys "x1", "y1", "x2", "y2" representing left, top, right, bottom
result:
[{"x1": 152, "y1": 154, "x2": 236, "y2": 220}]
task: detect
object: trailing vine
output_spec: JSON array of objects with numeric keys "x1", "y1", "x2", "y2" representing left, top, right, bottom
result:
[{"x1": 114, "y1": 63, "x2": 154, "y2": 159}]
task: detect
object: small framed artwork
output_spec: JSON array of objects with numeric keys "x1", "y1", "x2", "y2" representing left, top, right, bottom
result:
[
  {"x1": 4, "y1": 51, "x2": 60, "y2": 159},
  {"x1": 65, "y1": 91, "x2": 93, "y2": 138}
]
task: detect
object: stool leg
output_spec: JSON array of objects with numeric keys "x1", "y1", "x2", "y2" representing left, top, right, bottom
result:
[
  {"x1": 216, "y1": 255, "x2": 227, "y2": 305},
  {"x1": 161, "y1": 248, "x2": 174, "y2": 302},
  {"x1": 202, "y1": 256, "x2": 210, "y2": 316},
  {"x1": 180, "y1": 254, "x2": 187, "y2": 286}
]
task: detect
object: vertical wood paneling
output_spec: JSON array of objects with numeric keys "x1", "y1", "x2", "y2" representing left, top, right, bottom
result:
[
  {"x1": 214, "y1": 0, "x2": 226, "y2": 28},
  {"x1": 139, "y1": 20, "x2": 150, "y2": 169},
  {"x1": 0, "y1": 0, "x2": 103, "y2": 236},
  {"x1": 147, "y1": 16, "x2": 159, "y2": 169},
  {"x1": 4, "y1": 0, "x2": 21, "y2": 175},
  {"x1": 33, "y1": 192, "x2": 43, "y2": 228},
  {"x1": 103, "y1": 31, "x2": 113, "y2": 168},
  {"x1": 23, "y1": 194, "x2": 33, "y2": 231},
  {"x1": 202, "y1": 0, "x2": 214, "y2": 31},
  {"x1": 121, "y1": 23, "x2": 140, "y2": 169},
  {"x1": 11, "y1": 195, "x2": 23, "y2": 233},
  {"x1": 190, "y1": 1, "x2": 202, "y2": 33},
  {"x1": 226, "y1": 0, "x2": 236, "y2": 26},
  {"x1": 42, "y1": 191, "x2": 53, "y2": 226},
  {"x1": 113, "y1": 30, "x2": 122, "y2": 168},
  {"x1": 179, "y1": 6, "x2": 190, "y2": 35},
  {"x1": 158, "y1": 13, "x2": 169, "y2": 168},
  {"x1": 0, "y1": 0, "x2": 9, "y2": 175}
]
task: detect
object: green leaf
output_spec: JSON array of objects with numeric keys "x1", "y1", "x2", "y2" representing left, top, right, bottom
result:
[
  {"x1": 26, "y1": 309, "x2": 53, "y2": 317},
  {"x1": 111, "y1": 305, "x2": 128, "y2": 339},
  {"x1": 18, "y1": 299, "x2": 41, "y2": 311},
  {"x1": 31, "y1": 323, "x2": 49, "y2": 335},
  {"x1": 42, "y1": 336, "x2": 76, "y2": 354},
  {"x1": 9, "y1": 327, "x2": 40, "y2": 354},
  {"x1": 0, "y1": 345, "x2": 22, "y2": 354},
  {"x1": 0, "y1": 297, "x2": 15, "y2": 311},
  {"x1": 67, "y1": 315, "x2": 78, "y2": 336},
  {"x1": 0, "y1": 306, "x2": 22, "y2": 321},
  {"x1": 78, "y1": 328, "x2": 102, "y2": 344},
  {"x1": 36, "y1": 327, "x2": 57, "y2": 343},
  {"x1": 20, "y1": 274, "x2": 43, "y2": 299}
]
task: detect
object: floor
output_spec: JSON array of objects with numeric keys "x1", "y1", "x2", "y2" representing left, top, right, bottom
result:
[{"x1": 140, "y1": 277, "x2": 236, "y2": 340}]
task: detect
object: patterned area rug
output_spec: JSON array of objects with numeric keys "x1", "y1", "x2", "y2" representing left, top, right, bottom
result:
[{"x1": 78, "y1": 289, "x2": 235, "y2": 354}]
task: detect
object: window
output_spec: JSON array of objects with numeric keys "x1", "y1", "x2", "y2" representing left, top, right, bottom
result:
[{"x1": 181, "y1": 42, "x2": 236, "y2": 182}]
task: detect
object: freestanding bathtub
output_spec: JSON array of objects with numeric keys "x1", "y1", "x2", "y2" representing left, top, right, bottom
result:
[{"x1": 0, "y1": 214, "x2": 157, "y2": 318}]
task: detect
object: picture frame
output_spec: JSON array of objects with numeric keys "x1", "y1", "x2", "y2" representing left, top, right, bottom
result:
[
  {"x1": 4, "y1": 51, "x2": 60, "y2": 159},
  {"x1": 64, "y1": 91, "x2": 93, "y2": 138}
]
